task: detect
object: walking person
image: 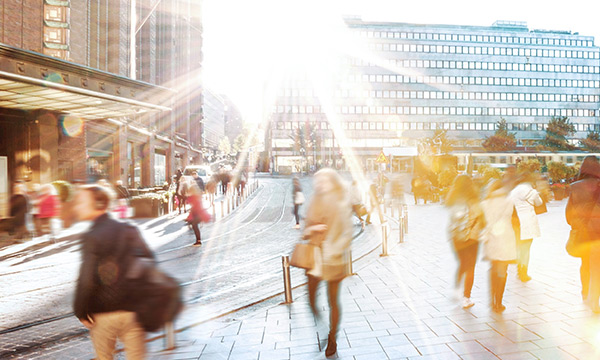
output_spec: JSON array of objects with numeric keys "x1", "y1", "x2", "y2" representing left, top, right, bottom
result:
[
  {"x1": 292, "y1": 177, "x2": 304, "y2": 229},
  {"x1": 186, "y1": 184, "x2": 211, "y2": 246},
  {"x1": 73, "y1": 185, "x2": 148, "y2": 359},
  {"x1": 481, "y1": 180, "x2": 517, "y2": 313},
  {"x1": 445, "y1": 175, "x2": 486, "y2": 308},
  {"x1": 350, "y1": 180, "x2": 365, "y2": 228},
  {"x1": 566, "y1": 156, "x2": 600, "y2": 312},
  {"x1": 303, "y1": 169, "x2": 352, "y2": 357},
  {"x1": 510, "y1": 172, "x2": 543, "y2": 282},
  {"x1": 365, "y1": 183, "x2": 382, "y2": 225},
  {"x1": 36, "y1": 184, "x2": 60, "y2": 237}
]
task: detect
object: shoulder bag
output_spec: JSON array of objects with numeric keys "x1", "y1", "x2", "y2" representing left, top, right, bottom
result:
[{"x1": 290, "y1": 242, "x2": 314, "y2": 269}]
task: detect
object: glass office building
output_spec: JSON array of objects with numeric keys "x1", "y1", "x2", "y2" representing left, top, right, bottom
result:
[{"x1": 269, "y1": 19, "x2": 600, "y2": 171}]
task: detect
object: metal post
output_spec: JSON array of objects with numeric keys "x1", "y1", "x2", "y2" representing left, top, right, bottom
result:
[
  {"x1": 220, "y1": 200, "x2": 224, "y2": 218},
  {"x1": 165, "y1": 322, "x2": 175, "y2": 350},
  {"x1": 399, "y1": 216, "x2": 404, "y2": 243},
  {"x1": 346, "y1": 249, "x2": 356, "y2": 276},
  {"x1": 380, "y1": 223, "x2": 388, "y2": 257},
  {"x1": 212, "y1": 202, "x2": 216, "y2": 218},
  {"x1": 403, "y1": 204, "x2": 408, "y2": 233},
  {"x1": 282, "y1": 256, "x2": 293, "y2": 304},
  {"x1": 227, "y1": 197, "x2": 231, "y2": 214}
]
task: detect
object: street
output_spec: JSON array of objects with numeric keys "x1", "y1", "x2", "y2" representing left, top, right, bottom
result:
[{"x1": 0, "y1": 176, "x2": 379, "y2": 358}]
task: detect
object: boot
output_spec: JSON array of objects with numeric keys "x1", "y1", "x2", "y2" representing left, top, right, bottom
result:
[
  {"x1": 493, "y1": 276, "x2": 507, "y2": 313},
  {"x1": 518, "y1": 265, "x2": 532, "y2": 282},
  {"x1": 325, "y1": 333, "x2": 337, "y2": 357}
]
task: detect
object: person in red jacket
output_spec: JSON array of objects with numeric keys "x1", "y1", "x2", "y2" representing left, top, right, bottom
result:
[
  {"x1": 36, "y1": 184, "x2": 60, "y2": 236},
  {"x1": 186, "y1": 184, "x2": 211, "y2": 246}
]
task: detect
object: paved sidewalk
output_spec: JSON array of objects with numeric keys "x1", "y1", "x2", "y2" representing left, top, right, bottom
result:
[
  {"x1": 24, "y1": 197, "x2": 600, "y2": 359},
  {"x1": 135, "y1": 198, "x2": 600, "y2": 360}
]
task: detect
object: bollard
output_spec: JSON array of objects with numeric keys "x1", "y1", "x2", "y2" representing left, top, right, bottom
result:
[
  {"x1": 212, "y1": 203, "x2": 216, "y2": 218},
  {"x1": 399, "y1": 216, "x2": 404, "y2": 243},
  {"x1": 165, "y1": 322, "x2": 175, "y2": 350},
  {"x1": 346, "y1": 249, "x2": 356, "y2": 276},
  {"x1": 220, "y1": 200, "x2": 224, "y2": 218},
  {"x1": 282, "y1": 256, "x2": 293, "y2": 304},
  {"x1": 227, "y1": 196, "x2": 231, "y2": 213},
  {"x1": 403, "y1": 204, "x2": 408, "y2": 233},
  {"x1": 380, "y1": 223, "x2": 388, "y2": 257}
]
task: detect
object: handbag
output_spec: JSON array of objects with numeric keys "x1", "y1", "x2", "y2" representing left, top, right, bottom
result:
[
  {"x1": 290, "y1": 242, "x2": 315, "y2": 269},
  {"x1": 566, "y1": 229, "x2": 585, "y2": 257},
  {"x1": 526, "y1": 190, "x2": 547, "y2": 215}
]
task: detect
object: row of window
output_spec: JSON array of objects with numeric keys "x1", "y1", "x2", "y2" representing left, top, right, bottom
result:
[
  {"x1": 343, "y1": 58, "x2": 600, "y2": 74},
  {"x1": 357, "y1": 30, "x2": 595, "y2": 48},
  {"x1": 348, "y1": 74, "x2": 600, "y2": 88},
  {"x1": 275, "y1": 105, "x2": 598, "y2": 118},
  {"x1": 338, "y1": 90, "x2": 600, "y2": 103},
  {"x1": 363, "y1": 43, "x2": 600, "y2": 59},
  {"x1": 275, "y1": 120, "x2": 599, "y2": 132}
]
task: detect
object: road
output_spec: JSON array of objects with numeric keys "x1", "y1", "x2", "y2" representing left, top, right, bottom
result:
[{"x1": 0, "y1": 175, "x2": 382, "y2": 358}]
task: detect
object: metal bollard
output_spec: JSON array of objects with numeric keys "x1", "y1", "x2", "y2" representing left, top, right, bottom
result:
[
  {"x1": 227, "y1": 196, "x2": 231, "y2": 213},
  {"x1": 380, "y1": 223, "x2": 388, "y2": 257},
  {"x1": 282, "y1": 256, "x2": 293, "y2": 304},
  {"x1": 220, "y1": 200, "x2": 224, "y2": 218},
  {"x1": 399, "y1": 216, "x2": 404, "y2": 243},
  {"x1": 165, "y1": 322, "x2": 175, "y2": 350},
  {"x1": 403, "y1": 204, "x2": 408, "y2": 233},
  {"x1": 346, "y1": 249, "x2": 356, "y2": 276},
  {"x1": 212, "y1": 203, "x2": 216, "y2": 218}
]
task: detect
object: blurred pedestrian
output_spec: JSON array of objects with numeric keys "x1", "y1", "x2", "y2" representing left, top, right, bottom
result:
[
  {"x1": 73, "y1": 185, "x2": 148, "y2": 359},
  {"x1": 0, "y1": 183, "x2": 31, "y2": 240},
  {"x1": 445, "y1": 175, "x2": 486, "y2": 308},
  {"x1": 114, "y1": 180, "x2": 130, "y2": 200},
  {"x1": 177, "y1": 178, "x2": 189, "y2": 214},
  {"x1": 350, "y1": 180, "x2": 365, "y2": 228},
  {"x1": 481, "y1": 180, "x2": 517, "y2": 313},
  {"x1": 192, "y1": 171, "x2": 205, "y2": 192},
  {"x1": 186, "y1": 184, "x2": 211, "y2": 246},
  {"x1": 36, "y1": 184, "x2": 60, "y2": 237},
  {"x1": 302, "y1": 168, "x2": 353, "y2": 357},
  {"x1": 566, "y1": 156, "x2": 600, "y2": 312},
  {"x1": 365, "y1": 183, "x2": 382, "y2": 225},
  {"x1": 292, "y1": 177, "x2": 304, "y2": 229},
  {"x1": 510, "y1": 171, "x2": 543, "y2": 282}
]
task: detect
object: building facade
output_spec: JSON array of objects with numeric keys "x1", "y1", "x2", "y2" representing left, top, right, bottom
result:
[
  {"x1": 269, "y1": 18, "x2": 600, "y2": 171},
  {"x1": 202, "y1": 89, "x2": 226, "y2": 153},
  {"x1": 0, "y1": 0, "x2": 203, "y2": 207}
]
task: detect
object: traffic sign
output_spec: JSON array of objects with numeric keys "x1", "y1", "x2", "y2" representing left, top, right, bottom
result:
[{"x1": 375, "y1": 151, "x2": 388, "y2": 164}]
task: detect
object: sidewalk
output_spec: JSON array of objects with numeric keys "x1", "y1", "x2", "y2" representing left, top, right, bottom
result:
[{"x1": 139, "y1": 199, "x2": 599, "y2": 360}]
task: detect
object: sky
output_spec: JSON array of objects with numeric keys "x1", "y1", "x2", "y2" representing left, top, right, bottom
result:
[{"x1": 202, "y1": 0, "x2": 600, "y2": 125}]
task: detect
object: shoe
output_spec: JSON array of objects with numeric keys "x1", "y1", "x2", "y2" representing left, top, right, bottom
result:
[
  {"x1": 462, "y1": 297, "x2": 475, "y2": 309},
  {"x1": 192, "y1": 242, "x2": 202, "y2": 247},
  {"x1": 325, "y1": 334, "x2": 337, "y2": 357},
  {"x1": 518, "y1": 272, "x2": 532, "y2": 282},
  {"x1": 294, "y1": 224, "x2": 300, "y2": 229},
  {"x1": 492, "y1": 304, "x2": 506, "y2": 313}
]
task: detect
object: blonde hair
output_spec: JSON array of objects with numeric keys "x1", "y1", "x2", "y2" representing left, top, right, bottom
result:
[{"x1": 314, "y1": 168, "x2": 346, "y2": 195}]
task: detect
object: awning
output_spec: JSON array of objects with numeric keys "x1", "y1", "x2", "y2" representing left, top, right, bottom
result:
[{"x1": 0, "y1": 70, "x2": 171, "y2": 119}]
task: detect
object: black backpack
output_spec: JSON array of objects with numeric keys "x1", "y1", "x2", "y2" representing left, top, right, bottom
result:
[{"x1": 122, "y1": 226, "x2": 184, "y2": 332}]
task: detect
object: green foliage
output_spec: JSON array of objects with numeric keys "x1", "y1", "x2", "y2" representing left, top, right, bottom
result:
[
  {"x1": 541, "y1": 116, "x2": 575, "y2": 151},
  {"x1": 547, "y1": 161, "x2": 569, "y2": 183},
  {"x1": 232, "y1": 127, "x2": 261, "y2": 154},
  {"x1": 51, "y1": 180, "x2": 73, "y2": 202},
  {"x1": 438, "y1": 167, "x2": 458, "y2": 189},
  {"x1": 218, "y1": 137, "x2": 231, "y2": 155},
  {"x1": 130, "y1": 192, "x2": 166, "y2": 203},
  {"x1": 567, "y1": 165, "x2": 580, "y2": 180},
  {"x1": 580, "y1": 131, "x2": 600, "y2": 152},
  {"x1": 517, "y1": 158, "x2": 541, "y2": 173},
  {"x1": 482, "y1": 118, "x2": 517, "y2": 152},
  {"x1": 482, "y1": 167, "x2": 502, "y2": 183}
]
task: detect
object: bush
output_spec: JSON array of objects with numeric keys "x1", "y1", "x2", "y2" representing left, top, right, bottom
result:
[
  {"x1": 51, "y1": 180, "x2": 73, "y2": 202},
  {"x1": 547, "y1": 161, "x2": 568, "y2": 183},
  {"x1": 517, "y1": 159, "x2": 541, "y2": 173},
  {"x1": 130, "y1": 192, "x2": 166, "y2": 203},
  {"x1": 482, "y1": 167, "x2": 502, "y2": 184}
]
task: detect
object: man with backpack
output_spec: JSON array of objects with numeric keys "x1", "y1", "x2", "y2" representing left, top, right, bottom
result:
[{"x1": 73, "y1": 185, "x2": 182, "y2": 359}]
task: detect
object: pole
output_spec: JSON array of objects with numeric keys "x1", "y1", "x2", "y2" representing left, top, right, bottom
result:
[
  {"x1": 403, "y1": 204, "x2": 408, "y2": 233},
  {"x1": 164, "y1": 322, "x2": 175, "y2": 350},
  {"x1": 282, "y1": 256, "x2": 293, "y2": 304},
  {"x1": 346, "y1": 249, "x2": 356, "y2": 276},
  {"x1": 380, "y1": 223, "x2": 388, "y2": 257},
  {"x1": 220, "y1": 200, "x2": 224, "y2": 218},
  {"x1": 399, "y1": 216, "x2": 404, "y2": 243}
]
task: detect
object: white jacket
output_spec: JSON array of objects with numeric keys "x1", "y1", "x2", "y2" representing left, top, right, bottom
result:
[
  {"x1": 481, "y1": 189, "x2": 517, "y2": 261},
  {"x1": 510, "y1": 183, "x2": 542, "y2": 240}
]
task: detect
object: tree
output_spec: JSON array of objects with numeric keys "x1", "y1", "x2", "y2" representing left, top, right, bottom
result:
[
  {"x1": 517, "y1": 158, "x2": 541, "y2": 173},
  {"x1": 541, "y1": 116, "x2": 575, "y2": 151},
  {"x1": 232, "y1": 127, "x2": 260, "y2": 154},
  {"x1": 218, "y1": 137, "x2": 231, "y2": 155},
  {"x1": 547, "y1": 161, "x2": 569, "y2": 183},
  {"x1": 481, "y1": 118, "x2": 516, "y2": 152},
  {"x1": 580, "y1": 131, "x2": 600, "y2": 152},
  {"x1": 418, "y1": 129, "x2": 454, "y2": 156}
]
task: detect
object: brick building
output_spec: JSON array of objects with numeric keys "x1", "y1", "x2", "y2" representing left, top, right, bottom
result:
[{"x1": 0, "y1": 0, "x2": 203, "y2": 215}]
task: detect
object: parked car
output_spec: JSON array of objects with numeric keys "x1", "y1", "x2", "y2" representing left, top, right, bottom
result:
[{"x1": 183, "y1": 165, "x2": 212, "y2": 185}]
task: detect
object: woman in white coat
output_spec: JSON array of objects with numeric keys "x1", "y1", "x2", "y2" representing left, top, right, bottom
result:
[
  {"x1": 510, "y1": 172, "x2": 543, "y2": 282},
  {"x1": 481, "y1": 180, "x2": 517, "y2": 312}
]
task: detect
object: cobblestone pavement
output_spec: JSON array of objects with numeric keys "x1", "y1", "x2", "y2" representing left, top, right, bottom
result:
[
  {"x1": 0, "y1": 175, "x2": 381, "y2": 358},
  {"x1": 28, "y1": 194, "x2": 600, "y2": 360}
]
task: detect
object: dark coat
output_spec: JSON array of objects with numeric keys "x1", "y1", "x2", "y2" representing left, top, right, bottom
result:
[
  {"x1": 566, "y1": 157, "x2": 600, "y2": 245},
  {"x1": 74, "y1": 214, "x2": 154, "y2": 320}
]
